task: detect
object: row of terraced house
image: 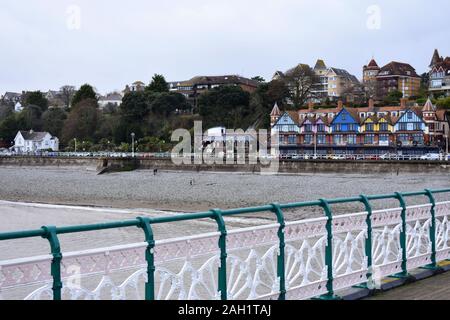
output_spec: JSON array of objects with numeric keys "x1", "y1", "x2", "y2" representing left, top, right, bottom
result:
[{"x1": 270, "y1": 98, "x2": 450, "y2": 156}]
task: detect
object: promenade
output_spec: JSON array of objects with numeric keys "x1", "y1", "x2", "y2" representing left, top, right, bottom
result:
[{"x1": 368, "y1": 265, "x2": 450, "y2": 300}]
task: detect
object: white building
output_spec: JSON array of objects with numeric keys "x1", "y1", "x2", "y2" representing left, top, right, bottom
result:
[
  {"x1": 14, "y1": 130, "x2": 59, "y2": 153},
  {"x1": 98, "y1": 92, "x2": 123, "y2": 109},
  {"x1": 14, "y1": 102, "x2": 23, "y2": 113}
]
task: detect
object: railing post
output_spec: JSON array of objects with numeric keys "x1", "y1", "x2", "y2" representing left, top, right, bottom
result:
[
  {"x1": 41, "y1": 226, "x2": 62, "y2": 300},
  {"x1": 211, "y1": 209, "x2": 227, "y2": 300},
  {"x1": 137, "y1": 217, "x2": 156, "y2": 300},
  {"x1": 354, "y1": 195, "x2": 374, "y2": 289},
  {"x1": 316, "y1": 199, "x2": 340, "y2": 300},
  {"x1": 270, "y1": 203, "x2": 286, "y2": 300},
  {"x1": 423, "y1": 190, "x2": 440, "y2": 271},
  {"x1": 393, "y1": 192, "x2": 410, "y2": 278}
]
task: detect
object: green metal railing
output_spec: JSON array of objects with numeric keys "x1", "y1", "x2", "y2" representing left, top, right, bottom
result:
[{"x1": 0, "y1": 188, "x2": 450, "y2": 300}]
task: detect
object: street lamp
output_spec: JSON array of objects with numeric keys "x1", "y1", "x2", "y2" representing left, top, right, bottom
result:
[
  {"x1": 74, "y1": 138, "x2": 77, "y2": 153},
  {"x1": 131, "y1": 133, "x2": 135, "y2": 158},
  {"x1": 444, "y1": 134, "x2": 449, "y2": 160},
  {"x1": 314, "y1": 132, "x2": 317, "y2": 159}
]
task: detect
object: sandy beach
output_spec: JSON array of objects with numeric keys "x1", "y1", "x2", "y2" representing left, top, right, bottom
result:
[
  {"x1": 0, "y1": 166, "x2": 449, "y2": 260},
  {"x1": 0, "y1": 166, "x2": 448, "y2": 213}
]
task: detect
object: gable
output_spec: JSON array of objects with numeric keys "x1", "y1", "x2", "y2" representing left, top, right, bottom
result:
[
  {"x1": 315, "y1": 118, "x2": 326, "y2": 126},
  {"x1": 396, "y1": 109, "x2": 424, "y2": 124},
  {"x1": 331, "y1": 109, "x2": 359, "y2": 125},
  {"x1": 14, "y1": 131, "x2": 24, "y2": 141},
  {"x1": 363, "y1": 118, "x2": 374, "y2": 124},
  {"x1": 302, "y1": 118, "x2": 313, "y2": 126},
  {"x1": 274, "y1": 112, "x2": 298, "y2": 127}
]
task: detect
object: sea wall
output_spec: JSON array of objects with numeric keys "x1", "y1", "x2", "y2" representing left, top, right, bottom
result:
[{"x1": 1, "y1": 156, "x2": 449, "y2": 175}]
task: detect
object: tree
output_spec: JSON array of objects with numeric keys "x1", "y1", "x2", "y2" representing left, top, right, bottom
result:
[
  {"x1": 24, "y1": 91, "x2": 48, "y2": 112},
  {"x1": 436, "y1": 97, "x2": 450, "y2": 109},
  {"x1": 198, "y1": 86, "x2": 251, "y2": 129},
  {"x1": 283, "y1": 64, "x2": 318, "y2": 108},
  {"x1": 15, "y1": 105, "x2": 43, "y2": 131},
  {"x1": 147, "y1": 92, "x2": 191, "y2": 117},
  {"x1": 120, "y1": 92, "x2": 149, "y2": 121},
  {"x1": 62, "y1": 99, "x2": 99, "y2": 143},
  {"x1": 251, "y1": 76, "x2": 266, "y2": 83},
  {"x1": 42, "y1": 108, "x2": 67, "y2": 137},
  {"x1": 145, "y1": 74, "x2": 169, "y2": 93},
  {"x1": 384, "y1": 90, "x2": 403, "y2": 105},
  {"x1": 0, "y1": 105, "x2": 13, "y2": 121},
  {"x1": 138, "y1": 136, "x2": 167, "y2": 152},
  {"x1": 248, "y1": 81, "x2": 289, "y2": 129},
  {"x1": 60, "y1": 85, "x2": 76, "y2": 108},
  {"x1": 71, "y1": 84, "x2": 97, "y2": 107},
  {"x1": 0, "y1": 114, "x2": 20, "y2": 144},
  {"x1": 113, "y1": 92, "x2": 148, "y2": 143},
  {"x1": 266, "y1": 80, "x2": 290, "y2": 107}
]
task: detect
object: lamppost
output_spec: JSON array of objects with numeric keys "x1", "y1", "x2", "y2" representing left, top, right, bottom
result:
[
  {"x1": 131, "y1": 133, "x2": 135, "y2": 158},
  {"x1": 444, "y1": 134, "x2": 449, "y2": 159},
  {"x1": 314, "y1": 132, "x2": 317, "y2": 159},
  {"x1": 74, "y1": 138, "x2": 77, "y2": 153}
]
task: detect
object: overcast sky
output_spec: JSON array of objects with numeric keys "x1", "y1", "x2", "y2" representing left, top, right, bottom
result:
[{"x1": 1, "y1": 0, "x2": 449, "y2": 95}]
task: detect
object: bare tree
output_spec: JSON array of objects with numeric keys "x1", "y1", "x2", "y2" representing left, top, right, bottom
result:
[
  {"x1": 283, "y1": 64, "x2": 318, "y2": 108},
  {"x1": 363, "y1": 81, "x2": 378, "y2": 100},
  {"x1": 342, "y1": 83, "x2": 366, "y2": 105},
  {"x1": 59, "y1": 85, "x2": 76, "y2": 109}
]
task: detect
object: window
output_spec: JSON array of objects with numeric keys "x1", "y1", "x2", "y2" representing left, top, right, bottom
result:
[
  {"x1": 303, "y1": 135, "x2": 313, "y2": 144},
  {"x1": 407, "y1": 112, "x2": 413, "y2": 120},
  {"x1": 398, "y1": 134, "x2": 410, "y2": 143},
  {"x1": 413, "y1": 123, "x2": 421, "y2": 131},
  {"x1": 366, "y1": 124, "x2": 374, "y2": 132},
  {"x1": 379, "y1": 134, "x2": 389, "y2": 142},
  {"x1": 364, "y1": 134, "x2": 375, "y2": 145},
  {"x1": 334, "y1": 124, "x2": 342, "y2": 132},
  {"x1": 317, "y1": 124, "x2": 326, "y2": 132},
  {"x1": 288, "y1": 135, "x2": 297, "y2": 145},
  {"x1": 379, "y1": 123, "x2": 389, "y2": 131},
  {"x1": 399, "y1": 123, "x2": 408, "y2": 131},
  {"x1": 412, "y1": 134, "x2": 424, "y2": 145},
  {"x1": 333, "y1": 135, "x2": 344, "y2": 145},
  {"x1": 317, "y1": 134, "x2": 326, "y2": 144},
  {"x1": 347, "y1": 134, "x2": 357, "y2": 145},
  {"x1": 341, "y1": 114, "x2": 347, "y2": 121},
  {"x1": 304, "y1": 124, "x2": 313, "y2": 132}
]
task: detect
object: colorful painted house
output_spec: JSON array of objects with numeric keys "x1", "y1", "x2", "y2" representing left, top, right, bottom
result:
[
  {"x1": 298, "y1": 116, "x2": 332, "y2": 145},
  {"x1": 330, "y1": 108, "x2": 361, "y2": 146},
  {"x1": 270, "y1": 99, "x2": 445, "y2": 156},
  {"x1": 360, "y1": 115, "x2": 395, "y2": 146},
  {"x1": 394, "y1": 108, "x2": 426, "y2": 147},
  {"x1": 272, "y1": 111, "x2": 301, "y2": 146}
]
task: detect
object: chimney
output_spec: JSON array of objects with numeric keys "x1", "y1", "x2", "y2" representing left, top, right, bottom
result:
[
  {"x1": 308, "y1": 101, "x2": 314, "y2": 110},
  {"x1": 337, "y1": 100, "x2": 343, "y2": 110},
  {"x1": 368, "y1": 99, "x2": 375, "y2": 109},
  {"x1": 400, "y1": 98, "x2": 408, "y2": 108}
]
